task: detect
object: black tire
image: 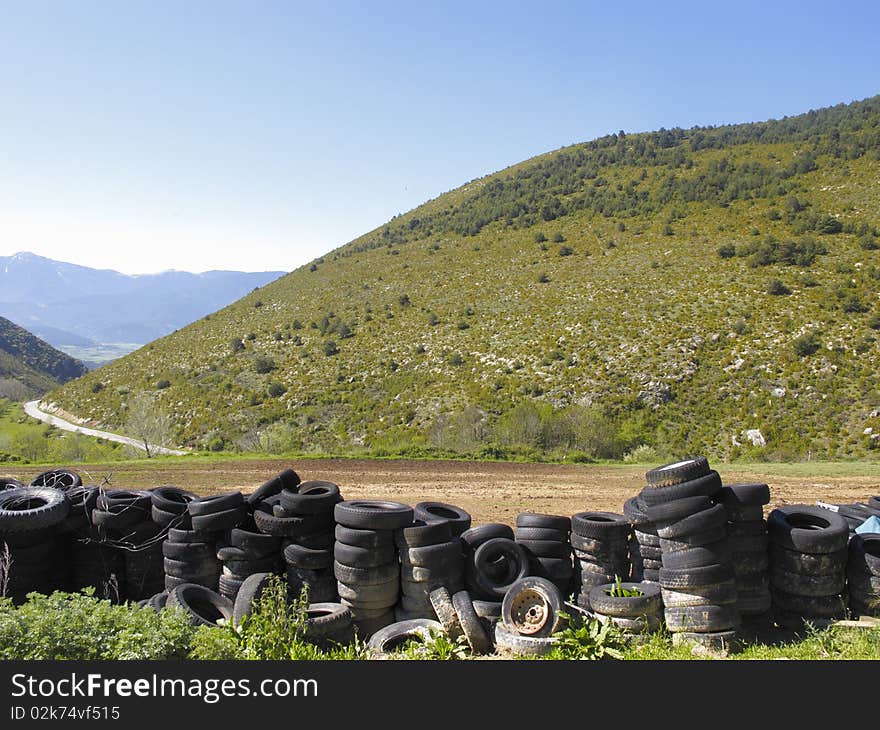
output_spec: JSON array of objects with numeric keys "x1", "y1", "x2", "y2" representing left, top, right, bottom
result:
[
  {"x1": 720, "y1": 483, "x2": 771, "y2": 507},
  {"x1": 218, "y1": 573, "x2": 244, "y2": 598},
  {"x1": 460, "y1": 523, "x2": 514, "y2": 551},
  {"x1": 151, "y1": 505, "x2": 191, "y2": 528},
  {"x1": 452, "y1": 590, "x2": 492, "y2": 654},
  {"x1": 97, "y1": 490, "x2": 152, "y2": 512},
  {"x1": 29, "y1": 469, "x2": 82, "y2": 491},
  {"x1": 494, "y1": 622, "x2": 558, "y2": 656},
  {"x1": 849, "y1": 533, "x2": 880, "y2": 575},
  {"x1": 659, "y1": 563, "x2": 734, "y2": 589},
  {"x1": 770, "y1": 568, "x2": 845, "y2": 597},
  {"x1": 414, "y1": 502, "x2": 471, "y2": 536},
  {"x1": 429, "y1": 586, "x2": 464, "y2": 638},
  {"x1": 473, "y1": 600, "x2": 502, "y2": 620},
  {"x1": 640, "y1": 472, "x2": 723, "y2": 507},
  {"x1": 191, "y1": 505, "x2": 248, "y2": 532},
  {"x1": 246, "y1": 469, "x2": 300, "y2": 506},
  {"x1": 515, "y1": 526, "x2": 569, "y2": 542},
  {"x1": 501, "y1": 576, "x2": 564, "y2": 638},
  {"x1": 769, "y1": 544, "x2": 846, "y2": 575},
  {"x1": 334, "y1": 500, "x2": 413, "y2": 531},
  {"x1": 188, "y1": 492, "x2": 244, "y2": 517},
  {"x1": 730, "y1": 551, "x2": 770, "y2": 573},
  {"x1": 304, "y1": 602, "x2": 352, "y2": 641},
  {"x1": 92, "y1": 507, "x2": 146, "y2": 530},
  {"x1": 659, "y1": 525, "x2": 728, "y2": 551},
  {"x1": 631, "y1": 544, "x2": 663, "y2": 561},
  {"x1": 571, "y1": 512, "x2": 630, "y2": 541},
  {"x1": 338, "y1": 524, "x2": 396, "y2": 549},
  {"x1": 645, "y1": 457, "x2": 710, "y2": 488},
  {"x1": 337, "y1": 578, "x2": 399, "y2": 605},
  {"x1": 767, "y1": 506, "x2": 849, "y2": 555},
  {"x1": 163, "y1": 557, "x2": 220, "y2": 581},
  {"x1": 367, "y1": 618, "x2": 443, "y2": 653},
  {"x1": 623, "y1": 496, "x2": 651, "y2": 526},
  {"x1": 661, "y1": 540, "x2": 731, "y2": 570},
  {"x1": 516, "y1": 539, "x2": 570, "y2": 559},
  {"x1": 334, "y1": 542, "x2": 396, "y2": 569},
  {"x1": 656, "y1": 503, "x2": 727, "y2": 539},
  {"x1": 162, "y1": 541, "x2": 214, "y2": 561},
  {"x1": 223, "y1": 556, "x2": 280, "y2": 576},
  {"x1": 333, "y1": 560, "x2": 398, "y2": 585},
  {"x1": 660, "y1": 580, "x2": 738, "y2": 607},
  {"x1": 284, "y1": 543, "x2": 333, "y2": 569},
  {"x1": 167, "y1": 583, "x2": 233, "y2": 627},
  {"x1": 727, "y1": 521, "x2": 767, "y2": 538},
  {"x1": 725, "y1": 505, "x2": 765, "y2": 523},
  {"x1": 252, "y1": 509, "x2": 329, "y2": 538},
  {"x1": 231, "y1": 572, "x2": 275, "y2": 626},
  {"x1": 394, "y1": 520, "x2": 452, "y2": 548},
  {"x1": 400, "y1": 541, "x2": 462, "y2": 570},
  {"x1": 400, "y1": 562, "x2": 463, "y2": 584},
  {"x1": 0, "y1": 487, "x2": 69, "y2": 532},
  {"x1": 643, "y1": 495, "x2": 713, "y2": 525},
  {"x1": 634, "y1": 529, "x2": 660, "y2": 547},
  {"x1": 148, "y1": 591, "x2": 169, "y2": 611},
  {"x1": 570, "y1": 532, "x2": 629, "y2": 557},
  {"x1": 167, "y1": 527, "x2": 215, "y2": 544},
  {"x1": 280, "y1": 481, "x2": 342, "y2": 515},
  {"x1": 728, "y1": 535, "x2": 769, "y2": 553},
  {"x1": 227, "y1": 528, "x2": 281, "y2": 557},
  {"x1": 516, "y1": 513, "x2": 570, "y2": 532},
  {"x1": 469, "y1": 538, "x2": 529, "y2": 599},
  {"x1": 771, "y1": 588, "x2": 847, "y2": 617},
  {"x1": 665, "y1": 604, "x2": 739, "y2": 632},
  {"x1": 0, "y1": 477, "x2": 25, "y2": 490},
  {"x1": 151, "y1": 487, "x2": 198, "y2": 513}
]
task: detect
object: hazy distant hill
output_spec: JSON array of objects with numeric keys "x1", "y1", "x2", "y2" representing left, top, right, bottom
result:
[
  {"x1": 0, "y1": 253, "x2": 285, "y2": 357},
  {"x1": 0, "y1": 316, "x2": 87, "y2": 400},
  {"x1": 46, "y1": 96, "x2": 880, "y2": 461}
]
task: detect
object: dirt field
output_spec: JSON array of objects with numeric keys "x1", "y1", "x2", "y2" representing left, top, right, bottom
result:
[{"x1": 9, "y1": 458, "x2": 880, "y2": 525}]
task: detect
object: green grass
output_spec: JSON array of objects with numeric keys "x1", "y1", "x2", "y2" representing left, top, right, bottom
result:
[{"x1": 42, "y1": 96, "x2": 880, "y2": 462}]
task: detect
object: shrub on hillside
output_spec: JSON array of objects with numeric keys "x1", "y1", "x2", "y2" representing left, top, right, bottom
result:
[{"x1": 793, "y1": 332, "x2": 822, "y2": 357}]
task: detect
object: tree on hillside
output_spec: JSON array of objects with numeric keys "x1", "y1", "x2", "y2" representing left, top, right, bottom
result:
[{"x1": 125, "y1": 392, "x2": 174, "y2": 458}]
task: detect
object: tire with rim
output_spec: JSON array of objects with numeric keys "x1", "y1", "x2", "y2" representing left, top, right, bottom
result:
[
  {"x1": 0, "y1": 487, "x2": 70, "y2": 532},
  {"x1": 501, "y1": 576, "x2": 563, "y2": 638}
]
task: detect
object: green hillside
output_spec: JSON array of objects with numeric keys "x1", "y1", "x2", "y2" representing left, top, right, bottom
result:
[
  {"x1": 0, "y1": 317, "x2": 88, "y2": 400},
  {"x1": 47, "y1": 96, "x2": 880, "y2": 461}
]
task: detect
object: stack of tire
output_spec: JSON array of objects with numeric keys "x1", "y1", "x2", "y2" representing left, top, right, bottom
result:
[
  {"x1": 263, "y1": 480, "x2": 340, "y2": 603},
  {"x1": 768, "y1": 505, "x2": 849, "y2": 628},
  {"x1": 514, "y1": 513, "x2": 573, "y2": 597},
  {"x1": 721, "y1": 483, "x2": 771, "y2": 622},
  {"x1": 29, "y1": 470, "x2": 82, "y2": 590},
  {"x1": 641, "y1": 457, "x2": 741, "y2": 650},
  {"x1": 847, "y1": 533, "x2": 880, "y2": 617},
  {"x1": 65, "y1": 485, "x2": 124, "y2": 600},
  {"x1": 588, "y1": 581, "x2": 663, "y2": 638},
  {"x1": 493, "y1": 577, "x2": 565, "y2": 657},
  {"x1": 0, "y1": 486, "x2": 69, "y2": 603},
  {"x1": 334, "y1": 500, "x2": 413, "y2": 637},
  {"x1": 219, "y1": 523, "x2": 281, "y2": 601},
  {"x1": 623, "y1": 496, "x2": 661, "y2": 583},
  {"x1": 150, "y1": 486, "x2": 197, "y2": 531},
  {"x1": 570, "y1": 511, "x2": 631, "y2": 610},
  {"x1": 396, "y1": 501, "x2": 469, "y2": 620},
  {"x1": 462, "y1": 523, "x2": 530, "y2": 611}
]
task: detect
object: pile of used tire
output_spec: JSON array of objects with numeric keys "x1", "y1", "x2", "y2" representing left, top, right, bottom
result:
[
  {"x1": 623, "y1": 495, "x2": 660, "y2": 583},
  {"x1": 570, "y1": 511, "x2": 631, "y2": 611},
  {"x1": 514, "y1": 513, "x2": 573, "y2": 597},
  {"x1": 721, "y1": 483, "x2": 771, "y2": 623},
  {"x1": 396, "y1": 502, "x2": 469, "y2": 621},
  {"x1": 768, "y1": 505, "x2": 849, "y2": 628},
  {"x1": 462, "y1": 523, "x2": 529, "y2": 608},
  {"x1": 640, "y1": 457, "x2": 742, "y2": 651},
  {"x1": 847, "y1": 533, "x2": 880, "y2": 617},
  {"x1": 333, "y1": 500, "x2": 412, "y2": 636}
]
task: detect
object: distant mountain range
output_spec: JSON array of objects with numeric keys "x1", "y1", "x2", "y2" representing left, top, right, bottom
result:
[
  {"x1": 0, "y1": 316, "x2": 87, "y2": 400},
  {"x1": 0, "y1": 253, "x2": 285, "y2": 363}
]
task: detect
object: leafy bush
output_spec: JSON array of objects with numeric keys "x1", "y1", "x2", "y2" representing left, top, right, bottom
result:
[
  {"x1": 254, "y1": 357, "x2": 276, "y2": 374},
  {"x1": 546, "y1": 615, "x2": 626, "y2": 660},
  {"x1": 0, "y1": 591, "x2": 195, "y2": 660},
  {"x1": 717, "y1": 243, "x2": 736, "y2": 258},
  {"x1": 267, "y1": 382, "x2": 286, "y2": 398},
  {"x1": 322, "y1": 340, "x2": 339, "y2": 356},
  {"x1": 793, "y1": 331, "x2": 822, "y2": 357},
  {"x1": 766, "y1": 278, "x2": 791, "y2": 295}
]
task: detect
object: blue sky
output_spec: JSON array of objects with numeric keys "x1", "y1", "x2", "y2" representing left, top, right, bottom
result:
[{"x1": 0, "y1": 1, "x2": 877, "y2": 274}]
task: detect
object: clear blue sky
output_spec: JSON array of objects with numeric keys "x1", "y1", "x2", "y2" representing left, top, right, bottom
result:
[{"x1": 0, "y1": 1, "x2": 877, "y2": 274}]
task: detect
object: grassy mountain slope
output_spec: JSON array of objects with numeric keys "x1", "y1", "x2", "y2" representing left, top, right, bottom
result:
[
  {"x1": 0, "y1": 317, "x2": 88, "y2": 400},
  {"x1": 47, "y1": 96, "x2": 880, "y2": 460}
]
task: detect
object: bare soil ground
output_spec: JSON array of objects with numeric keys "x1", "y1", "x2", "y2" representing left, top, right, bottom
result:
[{"x1": 10, "y1": 459, "x2": 880, "y2": 525}]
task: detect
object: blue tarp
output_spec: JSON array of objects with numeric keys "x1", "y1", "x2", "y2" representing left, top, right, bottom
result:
[{"x1": 855, "y1": 515, "x2": 880, "y2": 535}]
